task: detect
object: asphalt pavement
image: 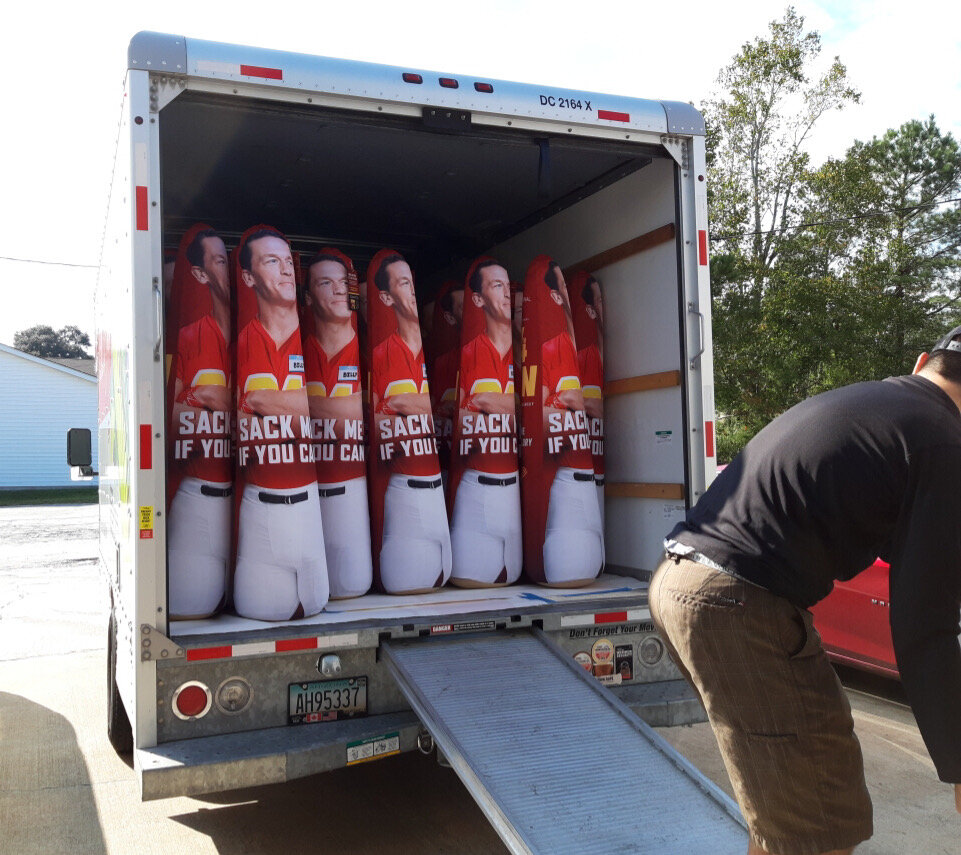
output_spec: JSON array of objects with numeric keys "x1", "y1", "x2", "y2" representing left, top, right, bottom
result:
[{"x1": 1, "y1": 504, "x2": 958, "y2": 854}]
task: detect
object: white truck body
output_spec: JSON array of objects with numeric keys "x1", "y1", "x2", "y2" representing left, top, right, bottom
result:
[{"x1": 93, "y1": 32, "x2": 737, "y2": 852}]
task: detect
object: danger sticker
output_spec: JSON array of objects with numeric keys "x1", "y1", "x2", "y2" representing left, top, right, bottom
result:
[{"x1": 139, "y1": 506, "x2": 154, "y2": 539}]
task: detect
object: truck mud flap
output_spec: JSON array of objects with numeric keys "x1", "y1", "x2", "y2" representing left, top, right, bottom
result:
[{"x1": 382, "y1": 628, "x2": 747, "y2": 855}]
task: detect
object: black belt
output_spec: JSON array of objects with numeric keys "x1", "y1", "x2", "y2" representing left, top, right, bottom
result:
[
  {"x1": 318, "y1": 485, "x2": 347, "y2": 498},
  {"x1": 478, "y1": 475, "x2": 517, "y2": 487},
  {"x1": 407, "y1": 477, "x2": 442, "y2": 489},
  {"x1": 200, "y1": 485, "x2": 232, "y2": 498},
  {"x1": 572, "y1": 472, "x2": 595, "y2": 482},
  {"x1": 258, "y1": 490, "x2": 308, "y2": 505}
]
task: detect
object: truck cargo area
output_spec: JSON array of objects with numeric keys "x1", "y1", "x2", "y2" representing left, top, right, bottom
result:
[{"x1": 101, "y1": 39, "x2": 718, "y2": 844}]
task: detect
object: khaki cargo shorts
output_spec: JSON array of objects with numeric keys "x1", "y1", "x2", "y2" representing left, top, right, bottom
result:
[{"x1": 650, "y1": 554, "x2": 872, "y2": 855}]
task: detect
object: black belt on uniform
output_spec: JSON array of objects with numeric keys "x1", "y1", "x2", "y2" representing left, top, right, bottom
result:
[
  {"x1": 200, "y1": 485, "x2": 233, "y2": 498},
  {"x1": 572, "y1": 472, "x2": 595, "y2": 482},
  {"x1": 478, "y1": 475, "x2": 517, "y2": 487},
  {"x1": 258, "y1": 490, "x2": 309, "y2": 505},
  {"x1": 407, "y1": 477, "x2": 442, "y2": 489},
  {"x1": 594, "y1": 477, "x2": 605, "y2": 486},
  {"x1": 318, "y1": 485, "x2": 347, "y2": 498}
]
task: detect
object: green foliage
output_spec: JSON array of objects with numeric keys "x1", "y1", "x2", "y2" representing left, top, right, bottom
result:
[
  {"x1": 13, "y1": 324, "x2": 92, "y2": 359},
  {"x1": 706, "y1": 8, "x2": 960, "y2": 460}
]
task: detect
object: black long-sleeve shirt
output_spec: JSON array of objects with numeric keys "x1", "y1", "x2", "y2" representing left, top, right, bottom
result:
[{"x1": 670, "y1": 375, "x2": 961, "y2": 782}]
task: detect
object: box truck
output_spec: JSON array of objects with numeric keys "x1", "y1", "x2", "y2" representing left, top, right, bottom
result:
[{"x1": 71, "y1": 31, "x2": 746, "y2": 853}]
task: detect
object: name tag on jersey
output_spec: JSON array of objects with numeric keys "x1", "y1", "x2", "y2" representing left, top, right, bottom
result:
[
  {"x1": 508, "y1": 364, "x2": 514, "y2": 379},
  {"x1": 289, "y1": 355, "x2": 305, "y2": 374},
  {"x1": 422, "y1": 364, "x2": 428, "y2": 379},
  {"x1": 339, "y1": 365, "x2": 359, "y2": 382}
]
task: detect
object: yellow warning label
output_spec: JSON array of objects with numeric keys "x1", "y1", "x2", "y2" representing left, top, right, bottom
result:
[{"x1": 139, "y1": 506, "x2": 154, "y2": 540}]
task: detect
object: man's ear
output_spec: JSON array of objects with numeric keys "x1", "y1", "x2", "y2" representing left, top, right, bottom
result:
[
  {"x1": 190, "y1": 265, "x2": 209, "y2": 285},
  {"x1": 472, "y1": 292, "x2": 484, "y2": 309},
  {"x1": 378, "y1": 290, "x2": 393, "y2": 307},
  {"x1": 550, "y1": 291, "x2": 562, "y2": 306},
  {"x1": 241, "y1": 269, "x2": 255, "y2": 289},
  {"x1": 912, "y1": 352, "x2": 930, "y2": 375},
  {"x1": 443, "y1": 311, "x2": 456, "y2": 326}
]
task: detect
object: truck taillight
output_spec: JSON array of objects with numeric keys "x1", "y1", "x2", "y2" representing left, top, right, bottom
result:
[
  {"x1": 172, "y1": 681, "x2": 212, "y2": 720},
  {"x1": 402, "y1": 72, "x2": 423, "y2": 84},
  {"x1": 474, "y1": 82, "x2": 494, "y2": 93},
  {"x1": 439, "y1": 77, "x2": 459, "y2": 89}
]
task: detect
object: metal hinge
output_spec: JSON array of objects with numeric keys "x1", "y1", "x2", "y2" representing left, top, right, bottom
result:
[
  {"x1": 660, "y1": 135, "x2": 690, "y2": 170},
  {"x1": 149, "y1": 75, "x2": 186, "y2": 113},
  {"x1": 140, "y1": 624, "x2": 185, "y2": 662}
]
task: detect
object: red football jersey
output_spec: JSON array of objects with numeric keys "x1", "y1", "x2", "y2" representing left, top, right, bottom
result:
[
  {"x1": 458, "y1": 332, "x2": 518, "y2": 475},
  {"x1": 174, "y1": 314, "x2": 232, "y2": 482},
  {"x1": 542, "y1": 332, "x2": 593, "y2": 470},
  {"x1": 237, "y1": 318, "x2": 314, "y2": 489},
  {"x1": 577, "y1": 343, "x2": 605, "y2": 477},
  {"x1": 304, "y1": 333, "x2": 366, "y2": 483},
  {"x1": 373, "y1": 332, "x2": 438, "y2": 477}
]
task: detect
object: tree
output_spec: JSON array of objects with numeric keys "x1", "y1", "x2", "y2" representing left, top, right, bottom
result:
[
  {"x1": 14, "y1": 324, "x2": 92, "y2": 359},
  {"x1": 810, "y1": 118, "x2": 961, "y2": 378},
  {"x1": 705, "y1": 7, "x2": 860, "y2": 457}
]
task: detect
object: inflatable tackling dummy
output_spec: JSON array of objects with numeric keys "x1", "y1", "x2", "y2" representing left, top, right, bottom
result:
[
  {"x1": 165, "y1": 223, "x2": 233, "y2": 620},
  {"x1": 568, "y1": 271, "x2": 606, "y2": 526},
  {"x1": 427, "y1": 279, "x2": 463, "y2": 489},
  {"x1": 232, "y1": 225, "x2": 329, "y2": 620},
  {"x1": 300, "y1": 248, "x2": 373, "y2": 599},
  {"x1": 448, "y1": 257, "x2": 522, "y2": 587},
  {"x1": 367, "y1": 249, "x2": 452, "y2": 594},
  {"x1": 520, "y1": 256, "x2": 604, "y2": 586}
]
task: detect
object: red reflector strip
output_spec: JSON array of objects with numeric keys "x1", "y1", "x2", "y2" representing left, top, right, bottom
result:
[
  {"x1": 439, "y1": 77, "x2": 459, "y2": 89},
  {"x1": 698, "y1": 230, "x2": 708, "y2": 265},
  {"x1": 594, "y1": 611, "x2": 629, "y2": 624},
  {"x1": 402, "y1": 72, "x2": 423, "y2": 84},
  {"x1": 186, "y1": 646, "x2": 232, "y2": 662},
  {"x1": 276, "y1": 637, "x2": 318, "y2": 653},
  {"x1": 135, "y1": 186, "x2": 149, "y2": 231},
  {"x1": 139, "y1": 424, "x2": 152, "y2": 469},
  {"x1": 598, "y1": 109, "x2": 630, "y2": 123},
  {"x1": 240, "y1": 64, "x2": 283, "y2": 80},
  {"x1": 474, "y1": 82, "x2": 494, "y2": 93},
  {"x1": 705, "y1": 420, "x2": 715, "y2": 458}
]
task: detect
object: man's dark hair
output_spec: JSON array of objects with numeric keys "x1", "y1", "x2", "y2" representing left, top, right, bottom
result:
[
  {"x1": 305, "y1": 251, "x2": 347, "y2": 279},
  {"x1": 439, "y1": 281, "x2": 464, "y2": 313},
  {"x1": 468, "y1": 259, "x2": 504, "y2": 294},
  {"x1": 373, "y1": 254, "x2": 406, "y2": 292},
  {"x1": 239, "y1": 227, "x2": 286, "y2": 272},
  {"x1": 582, "y1": 276, "x2": 598, "y2": 306},
  {"x1": 185, "y1": 228, "x2": 220, "y2": 269},
  {"x1": 544, "y1": 261, "x2": 562, "y2": 291},
  {"x1": 925, "y1": 351, "x2": 961, "y2": 384}
]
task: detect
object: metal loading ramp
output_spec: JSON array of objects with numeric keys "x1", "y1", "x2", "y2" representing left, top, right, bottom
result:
[{"x1": 382, "y1": 629, "x2": 748, "y2": 854}]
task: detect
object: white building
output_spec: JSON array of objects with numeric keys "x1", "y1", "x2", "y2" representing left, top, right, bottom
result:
[{"x1": 0, "y1": 343, "x2": 98, "y2": 488}]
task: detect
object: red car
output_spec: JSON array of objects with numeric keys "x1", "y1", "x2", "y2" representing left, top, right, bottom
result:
[{"x1": 811, "y1": 559, "x2": 898, "y2": 678}]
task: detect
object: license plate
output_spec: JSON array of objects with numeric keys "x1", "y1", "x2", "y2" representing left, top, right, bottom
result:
[{"x1": 288, "y1": 676, "x2": 367, "y2": 725}]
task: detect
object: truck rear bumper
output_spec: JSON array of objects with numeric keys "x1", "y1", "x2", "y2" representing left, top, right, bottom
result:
[{"x1": 136, "y1": 680, "x2": 703, "y2": 800}]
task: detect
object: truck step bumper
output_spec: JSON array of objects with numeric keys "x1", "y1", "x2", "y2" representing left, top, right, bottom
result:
[{"x1": 137, "y1": 711, "x2": 421, "y2": 800}]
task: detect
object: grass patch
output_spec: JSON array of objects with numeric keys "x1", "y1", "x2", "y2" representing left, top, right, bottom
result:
[{"x1": 0, "y1": 487, "x2": 98, "y2": 507}]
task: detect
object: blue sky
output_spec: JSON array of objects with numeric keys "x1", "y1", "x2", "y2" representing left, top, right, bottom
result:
[{"x1": 1, "y1": 0, "x2": 957, "y2": 347}]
